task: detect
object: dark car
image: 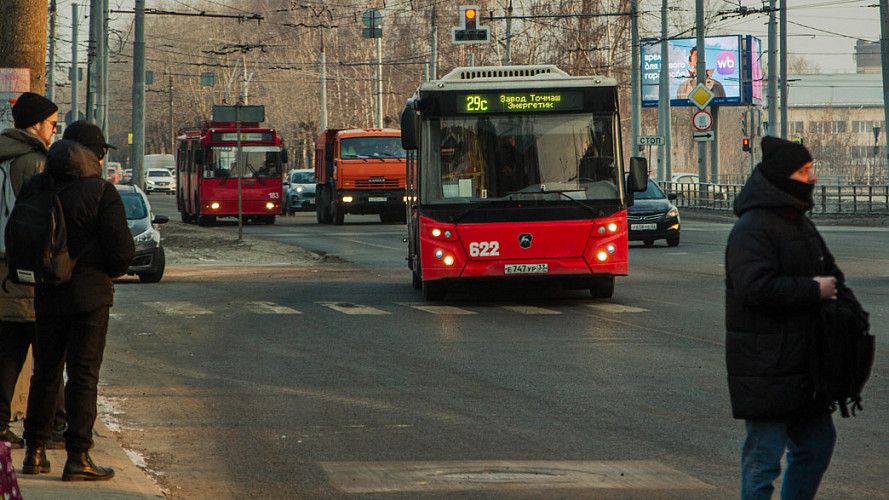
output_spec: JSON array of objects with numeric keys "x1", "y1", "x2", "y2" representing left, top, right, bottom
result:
[
  {"x1": 627, "y1": 179, "x2": 680, "y2": 247},
  {"x1": 116, "y1": 184, "x2": 169, "y2": 282}
]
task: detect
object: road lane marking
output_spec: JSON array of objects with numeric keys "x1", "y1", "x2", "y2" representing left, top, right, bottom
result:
[
  {"x1": 320, "y1": 460, "x2": 713, "y2": 493},
  {"x1": 143, "y1": 301, "x2": 213, "y2": 315},
  {"x1": 501, "y1": 305, "x2": 562, "y2": 315},
  {"x1": 586, "y1": 303, "x2": 648, "y2": 313},
  {"x1": 243, "y1": 301, "x2": 301, "y2": 314},
  {"x1": 317, "y1": 302, "x2": 390, "y2": 315}
]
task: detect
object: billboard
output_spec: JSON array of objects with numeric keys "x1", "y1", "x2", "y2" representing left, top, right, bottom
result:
[{"x1": 642, "y1": 35, "x2": 761, "y2": 107}]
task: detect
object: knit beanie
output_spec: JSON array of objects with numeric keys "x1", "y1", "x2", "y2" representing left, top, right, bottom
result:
[
  {"x1": 759, "y1": 136, "x2": 813, "y2": 180},
  {"x1": 12, "y1": 92, "x2": 59, "y2": 129}
]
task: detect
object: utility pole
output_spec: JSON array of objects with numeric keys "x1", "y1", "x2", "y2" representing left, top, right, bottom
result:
[
  {"x1": 133, "y1": 0, "x2": 146, "y2": 191},
  {"x1": 320, "y1": 29, "x2": 327, "y2": 130},
  {"x1": 0, "y1": 0, "x2": 49, "y2": 93},
  {"x1": 779, "y1": 0, "x2": 787, "y2": 139},
  {"x1": 168, "y1": 63, "x2": 174, "y2": 153},
  {"x1": 657, "y1": 0, "x2": 672, "y2": 181},
  {"x1": 881, "y1": 0, "x2": 889, "y2": 168},
  {"x1": 47, "y1": 0, "x2": 57, "y2": 101},
  {"x1": 504, "y1": 0, "x2": 513, "y2": 65},
  {"x1": 695, "y1": 0, "x2": 708, "y2": 182},
  {"x1": 767, "y1": 0, "x2": 777, "y2": 136},
  {"x1": 71, "y1": 3, "x2": 80, "y2": 123},
  {"x1": 630, "y1": 0, "x2": 640, "y2": 157},
  {"x1": 430, "y1": 4, "x2": 438, "y2": 80}
]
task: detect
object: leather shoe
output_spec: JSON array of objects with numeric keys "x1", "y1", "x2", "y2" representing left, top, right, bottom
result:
[
  {"x1": 22, "y1": 447, "x2": 50, "y2": 474},
  {"x1": 62, "y1": 451, "x2": 114, "y2": 481},
  {"x1": 0, "y1": 426, "x2": 23, "y2": 449}
]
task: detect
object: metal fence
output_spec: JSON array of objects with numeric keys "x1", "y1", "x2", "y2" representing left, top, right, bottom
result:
[{"x1": 662, "y1": 181, "x2": 889, "y2": 215}]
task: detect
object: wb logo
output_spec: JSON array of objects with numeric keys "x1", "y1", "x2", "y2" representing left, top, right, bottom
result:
[{"x1": 518, "y1": 233, "x2": 533, "y2": 249}]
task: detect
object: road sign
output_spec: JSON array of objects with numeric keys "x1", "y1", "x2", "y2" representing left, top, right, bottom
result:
[
  {"x1": 362, "y1": 8, "x2": 382, "y2": 27},
  {"x1": 693, "y1": 130, "x2": 714, "y2": 142},
  {"x1": 692, "y1": 111, "x2": 712, "y2": 131},
  {"x1": 687, "y1": 83, "x2": 714, "y2": 110},
  {"x1": 636, "y1": 135, "x2": 665, "y2": 146}
]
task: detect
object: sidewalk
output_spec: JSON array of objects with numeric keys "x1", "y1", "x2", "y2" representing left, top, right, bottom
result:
[{"x1": 7, "y1": 418, "x2": 163, "y2": 499}]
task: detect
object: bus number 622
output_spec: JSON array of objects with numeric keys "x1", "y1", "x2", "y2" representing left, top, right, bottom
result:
[{"x1": 469, "y1": 241, "x2": 499, "y2": 257}]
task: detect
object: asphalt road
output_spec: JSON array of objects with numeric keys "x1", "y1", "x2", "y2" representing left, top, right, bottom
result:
[{"x1": 102, "y1": 196, "x2": 889, "y2": 499}]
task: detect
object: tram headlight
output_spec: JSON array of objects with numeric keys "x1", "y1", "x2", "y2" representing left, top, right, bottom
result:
[
  {"x1": 443, "y1": 255, "x2": 455, "y2": 266},
  {"x1": 596, "y1": 250, "x2": 608, "y2": 262},
  {"x1": 210, "y1": 202, "x2": 220, "y2": 210},
  {"x1": 266, "y1": 202, "x2": 275, "y2": 210}
]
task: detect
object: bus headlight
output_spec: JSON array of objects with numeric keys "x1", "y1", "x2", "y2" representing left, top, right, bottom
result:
[
  {"x1": 210, "y1": 202, "x2": 220, "y2": 210},
  {"x1": 266, "y1": 202, "x2": 275, "y2": 210},
  {"x1": 443, "y1": 255, "x2": 455, "y2": 266}
]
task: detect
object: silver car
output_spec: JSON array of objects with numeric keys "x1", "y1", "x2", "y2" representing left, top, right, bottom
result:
[
  {"x1": 116, "y1": 184, "x2": 169, "y2": 282},
  {"x1": 283, "y1": 169, "x2": 316, "y2": 214}
]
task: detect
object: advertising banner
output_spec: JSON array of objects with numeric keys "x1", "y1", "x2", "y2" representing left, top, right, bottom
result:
[{"x1": 642, "y1": 35, "x2": 758, "y2": 107}]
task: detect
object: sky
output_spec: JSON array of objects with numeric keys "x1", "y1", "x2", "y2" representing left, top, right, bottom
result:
[
  {"x1": 46, "y1": 0, "x2": 884, "y2": 75},
  {"x1": 670, "y1": 0, "x2": 883, "y2": 74}
]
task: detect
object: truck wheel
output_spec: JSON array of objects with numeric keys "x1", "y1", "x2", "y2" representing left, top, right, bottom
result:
[
  {"x1": 332, "y1": 201, "x2": 344, "y2": 225},
  {"x1": 589, "y1": 277, "x2": 614, "y2": 299},
  {"x1": 422, "y1": 280, "x2": 446, "y2": 301}
]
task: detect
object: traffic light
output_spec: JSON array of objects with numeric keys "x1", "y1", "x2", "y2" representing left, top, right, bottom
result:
[
  {"x1": 452, "y1": 5, "x2": 489, "y2": 44},
  {"x1": 741, "y1": 111, "x2": 748, "y2": 136},
  {"x1": 742, "y1": 138, "x2": 751, "y2": 152}
]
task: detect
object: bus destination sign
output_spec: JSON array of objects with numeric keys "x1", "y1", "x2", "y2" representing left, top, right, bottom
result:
[{"x1": 458, "y1": 90, "x2": 583, "y2": 114}]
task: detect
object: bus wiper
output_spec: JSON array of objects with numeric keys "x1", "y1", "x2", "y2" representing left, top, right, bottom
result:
[
  {"x1": 504, "y1": 188, "x2": 601, "y2": 217},
  {"x1": 450, "y1": 198, "x2": 511, "y2": 223}
]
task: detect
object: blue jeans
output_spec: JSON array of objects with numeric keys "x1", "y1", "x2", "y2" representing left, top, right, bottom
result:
[{"x1": 741, "y1": 412, "x2": 836, "y2": 500}]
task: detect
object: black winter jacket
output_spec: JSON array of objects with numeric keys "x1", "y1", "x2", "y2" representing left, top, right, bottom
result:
[
  {"x1": 725, "y1": 167, "x2": 841, "y2": 420},
  {"x1": 20, "y1": 140, "x2": 134, "y2": 316}
]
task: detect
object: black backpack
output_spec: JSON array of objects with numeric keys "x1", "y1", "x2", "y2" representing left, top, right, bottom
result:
[
  {"x1": 3, "y1": 177, "x2": 80, "y2": 287},
  {"x1": 812, "y1": 285, "x2": 875, "y2": 417}
]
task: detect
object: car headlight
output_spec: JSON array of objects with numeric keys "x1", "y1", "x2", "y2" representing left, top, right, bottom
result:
[
  {"x1": 667, "y1": 206, "x2": 679, "y2": 218},
  {"x1": 134, "y1": 227, "x2": 159, "y2": 244},
  {"x1": 295, "y1": 186, "x2": 304, "y2": 193}
]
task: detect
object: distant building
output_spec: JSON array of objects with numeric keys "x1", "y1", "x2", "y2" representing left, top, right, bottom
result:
[
  {"x1": 855, "y1": 40, "x2": 881, "y2": 74},
  {"x1": 772, "y1": 72, "x2": 885, "y2": 183}
]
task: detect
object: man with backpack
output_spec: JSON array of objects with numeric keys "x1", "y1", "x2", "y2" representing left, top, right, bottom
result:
[
  {"x1": 20, "y1": 122, "x2": 133, "y2": 481},
  {"x1": 0, "y1": 92, "x2": 67, "y2": 449},
  {"x1": 725, "y1": 136, "x2": 843, "y2": 499}
]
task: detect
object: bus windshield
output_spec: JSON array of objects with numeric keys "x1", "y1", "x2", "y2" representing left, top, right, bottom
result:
[
  {"x1": 421, "y1": 113, "x2": 621, "y2": 204},
  {"x1": 340, "y1": 136, "x2": 406, "y2": 159},
  {"x1": 205, "y1": 145, "x2": 283, "y2": 179}
]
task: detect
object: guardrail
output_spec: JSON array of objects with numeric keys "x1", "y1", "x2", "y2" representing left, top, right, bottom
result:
[{"x1": 662, "y1": 182, "x2": 889, "y2": 215}]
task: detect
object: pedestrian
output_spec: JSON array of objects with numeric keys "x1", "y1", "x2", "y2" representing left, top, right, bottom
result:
[
  {"x1": 725, "y1": 136, "x2": 841, "y2": 499},
  {"x1": 21, "y1": 122, "x2": 134, "y2": 481},
  {"x1": 0, "y1": 92, "x2": 67, "y2": 450}
]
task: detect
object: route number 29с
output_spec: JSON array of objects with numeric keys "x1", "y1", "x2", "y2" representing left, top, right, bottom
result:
[{"x1": 469, "y1": 241, "x2": 499, "y2": 257}]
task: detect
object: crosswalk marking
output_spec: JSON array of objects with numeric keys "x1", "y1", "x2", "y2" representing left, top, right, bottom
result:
[
  {"x1": 317, "y1": 302, "x2": 390, "y2": 315},
  {"x1": 409, "y1": 305, "x2": 476, "y2": 315},
  {"x1": 244, "y1": 301, "x2": 301, "y2": 314},
  {"x1": 501, "y1": 305, "x2": 562, "y2": 315},
  {"x1": 144, "y1": 301, "x2": 213, "y2": 315},
  {"x1": 586, "y1": 303, "x2": 648, "y2": 313}
]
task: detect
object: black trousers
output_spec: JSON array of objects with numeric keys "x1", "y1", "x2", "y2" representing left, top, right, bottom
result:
[
  {"x1": 0, "y1": 321, "x2": 65, "y2": 427},
  {"x1": 23, "y1": 308, "x2": 108, "y2": 452}
]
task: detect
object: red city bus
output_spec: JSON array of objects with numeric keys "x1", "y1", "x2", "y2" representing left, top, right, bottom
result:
[
  {"x1": 400, "y1": 65, "x2": 647, "y2": 300},
  {"x1": 176, "y1": 116, "x2": 285, "y2": 225}
]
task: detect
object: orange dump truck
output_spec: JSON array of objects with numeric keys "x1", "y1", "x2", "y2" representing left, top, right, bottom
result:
[{"x1": 314, "y1": 128, "x2": 407, "y2": 224}]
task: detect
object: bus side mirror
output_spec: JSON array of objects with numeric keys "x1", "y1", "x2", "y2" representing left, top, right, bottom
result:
[
  {"x1": 400, "y1": 100, "x2": 418, "y2": 150},
  {"x1": 282, "y1": 149, "x2": 289, "y2": 164},
  {"x1": 627, "y1": 157, "x2": 648, "y2": 192}
]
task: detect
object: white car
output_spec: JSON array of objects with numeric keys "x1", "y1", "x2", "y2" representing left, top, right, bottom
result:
[{"x1": 144, "y1": 168, "x2": 176, "y2": 194}]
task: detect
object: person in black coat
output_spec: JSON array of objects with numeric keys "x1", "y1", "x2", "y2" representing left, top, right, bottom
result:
[
  {"x1": 20, "y1": 130, "x2": 134, "y2": 481},
  {"x1": 725, "y1": 136, "x2": 840, "y2": 500}
]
